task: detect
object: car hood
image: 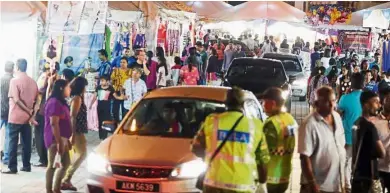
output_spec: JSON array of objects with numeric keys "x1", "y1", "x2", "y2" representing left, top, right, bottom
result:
[{"x1": 95, "y1": 134, "x2": 197, "y2": 167}]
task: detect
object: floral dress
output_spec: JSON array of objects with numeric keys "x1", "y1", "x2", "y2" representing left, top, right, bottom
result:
[{"x1": 180, "y1": 65, "x2": 199, "y2": 85}]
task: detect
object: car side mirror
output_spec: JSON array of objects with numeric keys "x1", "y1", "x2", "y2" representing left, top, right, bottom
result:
[
  {"x1": 102, "y1": 120, "x2": 117, "y2": 132},
  {"x1": 289, "y1": 75, "x2": 297, "y2": 83}
]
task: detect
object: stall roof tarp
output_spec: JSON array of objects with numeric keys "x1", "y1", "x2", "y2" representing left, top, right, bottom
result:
[
  {"x1": 184, "y1": 1, "x2": 231, "y2": 17},
  {"x1": 209, "y1": 1, "x2": 305, "y2": 23},
  {"x1": 0, "y1": 1, "x2": 46, "y2": 22}
]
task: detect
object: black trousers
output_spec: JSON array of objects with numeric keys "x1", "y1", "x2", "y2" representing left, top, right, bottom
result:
[
  {"x1": 34, "y1": 114, "x2": 47, "y2": 164},
  {"x1": 8, "y1": 123, "x2": 32, "y2": 171},
  {"x1": 380, "y1": 171, "x2": 390, "y2": 193},
  {"x1": 97, "y1": 102, "x2": 112, "y2": 140},
  {"x1": 351, "y1": 179, "x2": 371, "y2": 193},
  {"x1": 112, "y1": 99, "x2": 125, "y2": 122}
]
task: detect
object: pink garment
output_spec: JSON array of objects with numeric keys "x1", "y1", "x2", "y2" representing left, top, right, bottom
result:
[
  {"x1": 84, "y1": 93, "x2": 98, "y2": 131},
  {"x1": 8, "y1": 72, "x2": 38, "y2": 124},
  {"x1": 146, "y1": 60, "x2": 158, "y2": 90}
]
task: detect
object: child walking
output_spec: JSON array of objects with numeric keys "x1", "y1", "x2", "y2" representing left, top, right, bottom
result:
[{"x1": 91, "y1": 76, "x2": 114, "y2": 140}]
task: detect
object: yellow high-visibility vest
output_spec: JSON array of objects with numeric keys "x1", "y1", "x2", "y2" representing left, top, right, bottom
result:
[
  {"x1": 264, "y1": 112, "x2": 297, "y2": 184},
  {"x1": 203, "y1": 111, "x2": 269, "y2": 192}
]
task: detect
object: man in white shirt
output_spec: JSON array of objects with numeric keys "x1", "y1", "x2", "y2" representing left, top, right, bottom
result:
[
  {"x1": 298, "y1": 86, "x2": 346, "y2": 193},
  {"x1": 123, "y1": 67, "x2": 147, "y2": 112},
  {"x1": 246, "y1": 34, "x2": 255, "y2": 51},
  {"x1": 372, "y1": 89, "x2": 390, "y2": 192}
]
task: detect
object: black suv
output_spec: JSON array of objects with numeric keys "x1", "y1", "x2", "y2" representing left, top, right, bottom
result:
[{"x1": 223, "y1": 58, "x2": 293, "y2": 112}]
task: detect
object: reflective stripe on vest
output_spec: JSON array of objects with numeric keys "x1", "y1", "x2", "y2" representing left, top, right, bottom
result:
[
  {"x1": 265, "y1": 113, "x2": 297, "y2": 184},
  {"x1": 205, "y1": 115, "x2": 258, "y2": 191},
  {"x1": 206, "y1": 152, "x2": 256, "y2": 164},
  {"x1": 204, "y1": 178, "x2": 257, "y2": 192}
]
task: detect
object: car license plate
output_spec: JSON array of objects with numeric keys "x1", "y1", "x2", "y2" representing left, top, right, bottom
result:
[
  {"x1": 293, "y1": 90, "x2": 301, "y2": 95},
  {"x1": 117, "y1": 181, "x2": 159, "y2": 192}
]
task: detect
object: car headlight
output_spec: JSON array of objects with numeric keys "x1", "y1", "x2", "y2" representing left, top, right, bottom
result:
[
  {"x1": 292, "y1": 79, "x2": 307, "y2": 86},
  {"x1": 281, "y1": 90, "x2": 289, "y2": 100},
  {"x1": 87, "y1": 152, "x2": 112, "y2": 174},
  {"x1": 170, "y1": 159, "x2": 207, "y2": 178}
]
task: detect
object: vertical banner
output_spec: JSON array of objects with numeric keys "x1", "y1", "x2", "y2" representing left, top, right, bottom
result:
[
  {"x1": 78, "y1": 1, "x2": 108, "y2": 35},
  {"x1": 46, "y1": 1, "x2": 84, "y2": 35},
  {"x1": 338, "y1": 30, "x2": 372, "y2": 55}
]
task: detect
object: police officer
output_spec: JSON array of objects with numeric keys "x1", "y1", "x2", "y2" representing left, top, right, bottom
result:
[
  {"x1": 258, "y1": 87, "x2": 298, "y2": 193},
  {"x1": 192, "y1": 86, "x2": 270, "y2": 193}
]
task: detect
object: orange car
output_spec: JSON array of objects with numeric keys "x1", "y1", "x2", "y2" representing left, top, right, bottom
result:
[{"x1": 86, "y1": 86, "x2": 266, "y2": 193}]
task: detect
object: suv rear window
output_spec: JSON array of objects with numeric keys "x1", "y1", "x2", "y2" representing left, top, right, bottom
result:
[
  {"x1": 263, "y1": 55, "x2": 302, "y2": 72},
  {"x1": 122, "y1": 98, "x2": 226, "y2": 138},
  {"x1": 228, "y1": 60, "x2": 287, "y2": 81}
]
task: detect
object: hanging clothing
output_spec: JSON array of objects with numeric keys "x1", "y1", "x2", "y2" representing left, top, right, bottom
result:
[{"x1": 84, "y1": 93, "x2": 98, "y2": 131}]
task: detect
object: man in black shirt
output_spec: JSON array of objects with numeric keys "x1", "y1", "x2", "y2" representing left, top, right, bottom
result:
[
  {"x1": 129, "y1": 49, "x2": 150, "y2": 82},
  {"x1": 352, "y1": 90, "x2": 386, "y2": 193}
]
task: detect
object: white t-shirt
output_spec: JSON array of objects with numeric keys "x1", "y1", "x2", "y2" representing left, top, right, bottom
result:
[
  {"x1": 321, "y1": 57, "x2": 331, "y2": 69},
  {"x1": 246, "y1": 39, "x2": 255, "y2": 50},
  {"x1": 156, "y1": 66, "x2": 169, "y2": 87}
]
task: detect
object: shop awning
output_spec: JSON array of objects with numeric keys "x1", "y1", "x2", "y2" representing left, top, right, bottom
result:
[
  {"x1": 183, "y1": 1, "x2": 231, "y2": 18},
  {"x1": 350, "y1": 2, "x2": 390, "y2": 28},
  {"x1": 209, "y1": 1, "x2": 305, "y2": 23}
]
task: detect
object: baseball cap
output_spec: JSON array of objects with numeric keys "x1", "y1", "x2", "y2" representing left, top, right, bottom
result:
[{"x1": 257, "y1": 87, "x2": 285, "y2": 105}]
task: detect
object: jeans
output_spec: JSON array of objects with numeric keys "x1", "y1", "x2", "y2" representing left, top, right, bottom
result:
[
  {"x1": 1, "y1": 119, "x2": 9, "y2": 164},
  {"x1": 7, "y1": 123, "x2": 32, "y2": 171},
  {"x1": 35, "y1": 114, "x2": 47, "y2": 164}
]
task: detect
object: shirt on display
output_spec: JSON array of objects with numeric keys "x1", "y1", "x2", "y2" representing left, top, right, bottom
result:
[{"x1": 123, "y1": 78, "x2": 147, "y2": 110}]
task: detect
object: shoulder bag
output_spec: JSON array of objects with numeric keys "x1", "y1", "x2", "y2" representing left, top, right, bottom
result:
[{"x1": 196, "y1": 114, "x2": 244, "y2": 190}]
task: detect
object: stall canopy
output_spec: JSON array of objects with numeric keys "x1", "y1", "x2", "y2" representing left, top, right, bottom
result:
[
  {"x1": 0, "y1": 1, "x2": 46, "y2": 22},
  {"x1": 209, "y1": 1, "x2": 305, "y2": 23},
  {"x1": 184, "y1": 1, "x2": 232, "y2": 18},
  {"x1": 350, "y1": 2, "x2": 390, "y2": 28}
]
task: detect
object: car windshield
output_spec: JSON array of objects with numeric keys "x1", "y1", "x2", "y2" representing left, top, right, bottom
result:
[
  {"x1": 122, "y1": 98, "x2": 226, "y2": 138},
  {"x1": 228, "y1": 60, "x2": 287, "y2": 81},
  {"x1": 263, "y1": 55, "x2": 302, "y2": 72}
]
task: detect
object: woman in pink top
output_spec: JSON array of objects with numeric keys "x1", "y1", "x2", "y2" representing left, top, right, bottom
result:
[{"x1": 180, "y1": 56, "x2": 199, "y2": 85}]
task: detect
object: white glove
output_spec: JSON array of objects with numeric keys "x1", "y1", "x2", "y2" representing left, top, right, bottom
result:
[{"x1": 255, "y1": 183, "x2": 267, "y2": 193}]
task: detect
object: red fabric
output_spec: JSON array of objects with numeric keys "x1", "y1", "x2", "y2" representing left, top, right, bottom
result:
[
  {"x1": 213, "y1": 43, "x2": 225, "y2": 60},
  {"x1": 171, "y1": 121, "x2": 179, "y2": 133},
  {"x1": 157, "y1": 22, "x2": 167, "y2": 51}
]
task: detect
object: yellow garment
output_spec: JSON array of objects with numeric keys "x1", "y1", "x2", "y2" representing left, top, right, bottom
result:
[
  {"x1": 202, "y1": 111, "x2": 270, "y2": 192},
  {"x1": 111, "y1": 68, "x2": 131, "y2": 91},
  {"x1": 263, "y1": 112, "x2": 297, "y2": 185}
]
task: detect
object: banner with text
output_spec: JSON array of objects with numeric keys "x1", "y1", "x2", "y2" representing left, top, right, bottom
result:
[{"x1": 338, "y1": 30, "x2": 372, "y2": 54}]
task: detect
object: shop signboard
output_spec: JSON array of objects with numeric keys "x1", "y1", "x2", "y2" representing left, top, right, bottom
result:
[{"x1": 338, "y1": 30, "x2": 372, "y2": 54}]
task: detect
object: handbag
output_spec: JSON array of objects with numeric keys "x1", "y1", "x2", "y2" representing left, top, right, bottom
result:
[
  {"x1": 195, "y1": 115, "x2": 244, "y2": 190},
  {"x1": 352, "y1": 122, "x2": 383, "y2": 193}
]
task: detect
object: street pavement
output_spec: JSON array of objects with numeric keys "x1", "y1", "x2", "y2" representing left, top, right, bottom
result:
[{"x1": 0, "y1": 99, "x2": 309, "y2": 193}]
